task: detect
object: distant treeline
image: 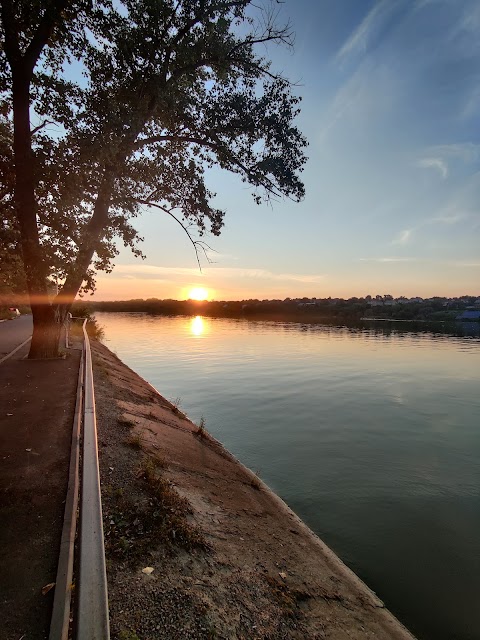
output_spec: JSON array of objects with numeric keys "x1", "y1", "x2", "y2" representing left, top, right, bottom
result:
[{"x1": 77, "y1": 295, "x2": 479, "y2": 324}]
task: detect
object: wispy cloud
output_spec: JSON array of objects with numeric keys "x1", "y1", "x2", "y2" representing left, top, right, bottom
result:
[
  {"x1": 416, "y1": 143, "x2": 480, "y2": 177},
  {"x1": 319, "y1": 64, "x2": 368, "y2": 140},
  {"x1": 392, "y1": 229, "x2": 413, "y2": 245},
  {"x1": 416, "y1": 157, "x2": 448, "y2": 179},
  {"x1": 427, "y1": 143, "x2": 480, "y2": 163},
  {"x1": 114, "y1": 264, "x2": 202, "y2": 278},
  {"x1": 452, "y1": 260, "x2": 480, "y2": 268},
  {"x1": 359, "y1": 257, "x2": 419, "y2": 263},
  {"x1": 336, "y1": 0, "x2": 394, "y2": 63},
  {"x1": 414, "y1": 0, "x2": 447, "y2": 11},
  {"x1": 430, "y1": 210, "x2": 468, "y2": 225},
  {"x1": 112, "y1": 264, "x2": 325, "y2": 284},
  {"x1": 453, "y1": 2, "x2": 480, "y2": 39},
  {"x1": 205, "y1": 251, "x2": 238, "y2": 262}
]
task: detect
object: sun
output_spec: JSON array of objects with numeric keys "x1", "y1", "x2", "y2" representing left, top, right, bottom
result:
[{"x1": 188, "y1": 287, "x2": 209, "y2": 301}]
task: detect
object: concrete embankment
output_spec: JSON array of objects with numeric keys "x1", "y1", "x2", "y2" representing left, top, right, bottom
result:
[{"x1": 92, "y1": 340, "x2": 417, "y2": 640}]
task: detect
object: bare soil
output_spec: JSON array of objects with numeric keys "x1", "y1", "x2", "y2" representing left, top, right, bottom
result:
[{"x1": 92, "y1": 341, "x2": 416, "y2": 640}]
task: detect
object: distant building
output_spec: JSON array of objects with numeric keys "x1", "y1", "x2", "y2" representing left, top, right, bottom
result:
[{"x1": 456, "y1": 310, "x2": 480, "y2": 321}]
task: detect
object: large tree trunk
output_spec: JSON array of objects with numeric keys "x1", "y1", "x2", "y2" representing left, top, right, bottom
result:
[
  {"x1": 29, "y1": 303, "x2": 62, "y2": 358},
  {"x1": 3, "y1": 0, "x2": 73, "y2": 358},
  {"x1": 11, "y1": 70, "x2": 58, "y2": 358}
]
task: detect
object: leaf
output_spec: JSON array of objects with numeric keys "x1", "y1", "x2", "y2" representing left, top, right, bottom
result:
[
  {"x1": 141, "y1": 566, "x2": 154, "y2": 575},
  {"x1": 41, "y1": 582, "x2": 55, "y2": 596}
]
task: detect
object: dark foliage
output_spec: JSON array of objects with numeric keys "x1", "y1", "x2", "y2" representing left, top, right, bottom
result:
[{"x1": 1, "y1": 0, "x2": 307, "y2": 324}]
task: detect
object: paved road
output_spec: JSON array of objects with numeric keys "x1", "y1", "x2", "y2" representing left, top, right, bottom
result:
[{"x1": 0, "y1": 316, "x2": 33, "y2": 359}]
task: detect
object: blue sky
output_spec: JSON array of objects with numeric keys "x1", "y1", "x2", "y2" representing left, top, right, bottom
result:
[{"x1": 94, "y1": 0, "x2": 480, "y2": 301}]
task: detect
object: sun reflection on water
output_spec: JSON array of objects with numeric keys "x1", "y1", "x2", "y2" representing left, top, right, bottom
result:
[{"x1": 191, "y1": 315, "x2": 205, "y2": 336}]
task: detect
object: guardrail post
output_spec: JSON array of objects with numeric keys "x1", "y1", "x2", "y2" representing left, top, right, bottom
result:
[{"x1": 65, "y1": 313, "x2": 72, "y2": 349}]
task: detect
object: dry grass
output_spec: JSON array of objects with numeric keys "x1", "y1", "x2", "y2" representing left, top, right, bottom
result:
[
  {"x1": 264, "y1": 575, "x2": 312, "y2": 618},
  {"x1": 171, "y1": 397, "x2": 182, "y2": 416},
  {"x1": 250, "y1": 472, "x2": 262, "y2": 490},
  {"x1": 196, "y1": 415, "x2": 207, "y2": 438},
  {"x1": 104, "y1": 456, "x2": 209, "y2": 562},
  {"x1": 118, "y1": 630, "x2": 140, "y2": 640},
  {"x1": 118, "y1": 416, "x2": 136, "y2": 428},
  {"x1": 125, "y1": 432, "x2": 143, "y2": 450}
]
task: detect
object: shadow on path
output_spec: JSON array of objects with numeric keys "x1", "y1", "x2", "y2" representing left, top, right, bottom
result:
[{"x1": 0, "y1": 351, "x2": 80, "y2": 640}]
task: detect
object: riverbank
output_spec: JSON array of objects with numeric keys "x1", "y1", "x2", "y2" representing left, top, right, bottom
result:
[{"x1": 93, "y1": 340, "x2": 416, "y2": 640}]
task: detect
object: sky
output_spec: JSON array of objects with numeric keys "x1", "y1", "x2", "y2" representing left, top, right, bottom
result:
[{"x1": 93, "y1": 0, "x2": 480, "y2": 301}]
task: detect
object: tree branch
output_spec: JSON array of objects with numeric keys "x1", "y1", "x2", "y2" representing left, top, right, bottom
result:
[
  {"x1": 31, "y1": 119, "x2": 54, "y2": 136},
  {"x1": 132, "y1": 132, "x2": 284, "y2": 198},
  {"x1": 23, "y1": 0, "x2": 71, "y2": 73},
  {"x1": 136, "y1": 199, "x2": 215, "y2": 271},
  {"x1": 0, "y1": 0, "x2": 21, "y2": 63},
  {"x1": 132, "y1": 133, "x2": 220, "y2": 151}
]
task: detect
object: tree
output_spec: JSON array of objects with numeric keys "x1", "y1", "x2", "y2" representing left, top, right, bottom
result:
[
  {"x1": 0, "y1": 114, "x2": 27, "y2": 305},
  {"x1": 0, "y1": 0, "x2": 307, "y2": 357}
]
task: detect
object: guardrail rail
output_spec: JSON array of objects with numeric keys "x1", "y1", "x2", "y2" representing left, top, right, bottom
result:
[
  {"x1": 49, "y1": 318, "x2": 110, "y2": 640},
  {"x1": 76, "y1": 319, "x2": 110, "y2": 639}
]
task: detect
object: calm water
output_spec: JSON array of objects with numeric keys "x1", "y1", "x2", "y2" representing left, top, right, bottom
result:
[{"x1": 97, "y1": 312, "x2": 480, "y2": 640}]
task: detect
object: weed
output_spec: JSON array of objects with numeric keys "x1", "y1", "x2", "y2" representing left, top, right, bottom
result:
[
  {"x1": 118, "y1": 417, "x2": 136, "y2": 428},
  {"x1": 264, "y1": 575, "x2": 311, "y2": 618},
  {"x1": 171, "y1": 397, "x2": 182, "y2": 415},
  {"x1": 154, "y1": 455, "x2": 168, "y2": 469},
  {"x1": 70, "y1": 305, "x2": 105, "y2": 340},
  {"x1": 207, "y1": 625, "x2": 217, "y2": 639},
  {"x1": 139, "y1": 459, "x2": 189, "y2": 511},
  {"x1": 250, "y1": 472, "x2": 261, "y2": 490},
  {"x1": 139, "y1": 458, "x2": 209, "y2": 550},
  {"x1": 104, "y1": 456, "x2": 209, "y2": 562},
  {"x1": 126, "y1": 432, "x2": 143, "y2": 450},
  {"x1": 118, "y1": 630, "x2": 140, "y2": 640},
  {"x1": 140, "y1": 456, "x2": 165, "y2": 477},
  {"x1": 196, "y1": 415, "x2": 207, "y2": 438}
]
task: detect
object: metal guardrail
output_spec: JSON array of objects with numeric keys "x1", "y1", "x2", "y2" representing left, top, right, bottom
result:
[
  {"x1": 76, "y1": 318, "x2": 110, "y2": 639},
  {"x1": 50, "y1": 317, "x2": 109, "y2": 639},
  {"x1": 49, "y1": 347, "x2": 83, "y2": 640}
]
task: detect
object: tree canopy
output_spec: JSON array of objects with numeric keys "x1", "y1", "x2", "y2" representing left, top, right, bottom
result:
[{"x1": 0, "y1": 0, "x2": 307, "y2": 356}]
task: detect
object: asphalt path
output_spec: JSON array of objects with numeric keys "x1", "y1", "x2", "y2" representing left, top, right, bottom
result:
[
  {"x1": 0, "y1": 315, "x2": 32, "y2": 359},
  {"x1": 0, "y1": 333, "x2": 80, "y2": 639}
]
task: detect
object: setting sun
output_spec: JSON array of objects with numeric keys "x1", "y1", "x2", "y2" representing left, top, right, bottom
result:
[{"x1": 188, "y1": 287, "x2": 209, "y2": 301}]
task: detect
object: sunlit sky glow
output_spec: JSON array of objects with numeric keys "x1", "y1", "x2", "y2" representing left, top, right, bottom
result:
[
  {"x1": 93, "y1": 0, "x2": 480, "y2": 301},
  {"x1": 188, "y1": 287, "x2": 209, "y2": 301}
]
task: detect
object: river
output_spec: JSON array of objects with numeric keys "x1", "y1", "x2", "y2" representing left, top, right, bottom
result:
[{"x1": 96, "y1": 312, "x2": 480, "y2": 640}]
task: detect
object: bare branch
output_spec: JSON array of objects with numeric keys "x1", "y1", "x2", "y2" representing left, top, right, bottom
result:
[
  {"x1": 135, "y1": 199, "x2": 215, "y2": 271},
  {"x1": 31, "y1": 119, "x2": 54, "y2": 136}
]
